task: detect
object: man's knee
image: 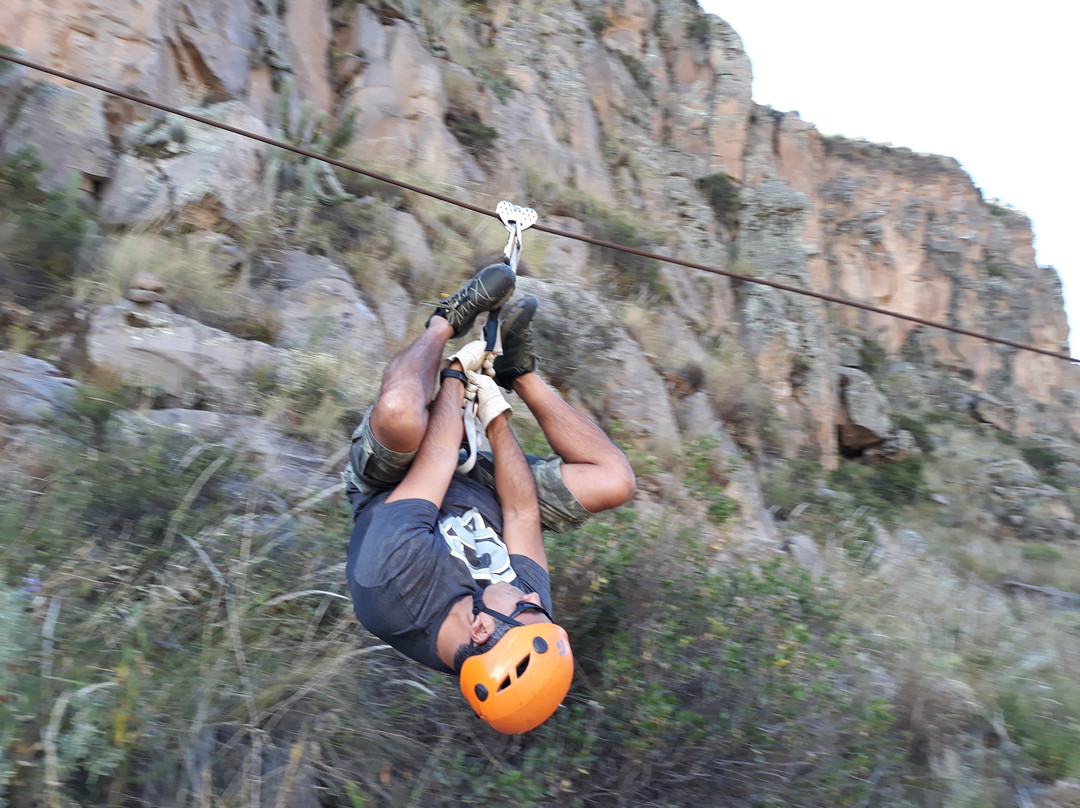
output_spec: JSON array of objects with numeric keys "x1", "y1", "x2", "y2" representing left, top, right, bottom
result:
[
  {"x1": 613, "y1": 463, "x2": 637, "y2": 505},
  {"x1": 370, "y1": 387, "x2": 428, "y2": 453}
]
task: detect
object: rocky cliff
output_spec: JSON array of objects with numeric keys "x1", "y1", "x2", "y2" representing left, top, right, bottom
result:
[{"x1": 3, "y1": 0, "x2": 1076, "y2": 467}]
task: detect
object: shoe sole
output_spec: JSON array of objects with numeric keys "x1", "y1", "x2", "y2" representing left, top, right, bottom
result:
[{"x1": 500, "y1": 295, "x2": 538, "y2": 339}]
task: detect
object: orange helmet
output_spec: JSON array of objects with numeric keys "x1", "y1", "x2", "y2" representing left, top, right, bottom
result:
[{"x1": 459, "y1": 622, "x2": 574, "y2": 734}]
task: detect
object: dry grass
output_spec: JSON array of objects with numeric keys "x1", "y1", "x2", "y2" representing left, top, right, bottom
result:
[
  {"x1": 701, "y1": 334, "x2": 774, "y2": 449},
  {"x1": 255, "y1": 346, "x2": 381, "y2": 447},
  {"x1": 73, "y1": 231, "x2": 279, "y2": 341},
  {"x1": 825, "y1": 508, "x2": 1080, "y2": 793},
  {"x1": 617, "y1": 293, "x2": 664, "y2": 355}
]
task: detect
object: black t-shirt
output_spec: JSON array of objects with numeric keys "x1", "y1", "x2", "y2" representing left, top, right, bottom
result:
[{"x1": 346, "y1": 474, "x2": 553, "y2": 674}]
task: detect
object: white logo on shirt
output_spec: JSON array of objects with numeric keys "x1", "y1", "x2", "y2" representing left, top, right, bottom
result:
[{"x1": 438, "y1": 508, "x2": 516, "y2": 584}]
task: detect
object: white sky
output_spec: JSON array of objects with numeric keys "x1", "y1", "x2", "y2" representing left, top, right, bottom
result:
[{"x1": 699, "y1": 1, "x2": 1080, "y2": 357}]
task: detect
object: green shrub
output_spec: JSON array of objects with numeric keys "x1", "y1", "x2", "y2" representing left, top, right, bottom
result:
[
  {"x1": 859, "y1": 336, "x2": 889, "y2": 376},
  {"x1": 695, "y1": 173, "x2": 741, "y2": 229},
  {"x1": 445, "y1": 109, "x2": 499, "y2": 155},
  {"x1": 1000, "y1": 675, "x2": 1080, "y2": 780},
  {"x1": 0, "y1": 146, "x2": 91, "y2": 289},
  {"x1": 55, "y1": 372, "x2": 142, "y2": 447},
  {"x1": 617, "y1": 52, "x2": 653, "y2": 96},
  {"x1": 0, "y1": 434, "x2": 926, "y2": 807},
  {"x1": 892, "y1": 413, "x2": 934, "y2": 454},
  {"x1": 587, "y1": 11, "x2": 611, "y2": 34},
  {"x1": 1020, "y1": 443, "x2": 1062, "y2": 473},
  {"x1": 686, "y1": 14, "x2": 711, "y2": 44},
  {"x1": 1, "y1": 586, "x2": 32, "y2": 796},
  {"x1": 475, "y1": 64, "x2": 515, "y2": 103},
  {"x1": 543, "y1": 516, "x2": 920, "y2": 806},
  {"x1": 684, "y1": 438, "x2": 737, "y2": 525},
  {"x1": 986, "y1": 263, "x2": 1008, "y2": 277},
  {"x1": 830, "y1": 456, "x2": 928, "y2": 515},
  {"x1": 1019, "y1": 543, "x2": 1063, "y2": 563}
]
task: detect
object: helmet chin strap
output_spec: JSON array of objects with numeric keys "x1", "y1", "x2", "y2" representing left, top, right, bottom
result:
[{"x1": 471, "y1": 589, "x2": 525, "y2": 628}]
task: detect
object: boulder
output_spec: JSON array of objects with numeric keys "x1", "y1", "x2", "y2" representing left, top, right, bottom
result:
[
  {"x1": 974, "y1": 459, "x2": 1077, "y2": 541},
  {"x1": 86, "y1": 300, "x2": 283, "y2": 410},
  {"x1": 0, "y1": 80, "x2": 113, "y2": 194},
  {"x1": 274, "y1": 251, "x2": 355, "y2": 291},
  {"x1": 125, "y1": 271, "x2": 167, "y2": 304},
  {"x1": 390, "y1": 210, "x2": 439, "y2": 295},
  {"x1": 277, "y1": 275, "x2": 385, "y2": 360},
  {"x1": 0, "y1": 351, "x2": 78, "y2": 424},
  {"x1": 970, "y1": 393, "x2": 1014, "y2": 431},
  {"x1": 270, "y1": 251, "x2": 386, "y2": 360},
  {"x1": 837, "y1": 367, "x2": 894, "y2": 452},
  {"x1": 374, "y1": 279, "x2": 413, "y2": 349},
  {"x1": 100, "y1": 105, "x2": 268, "y2": 229},
  {"x1": 518, "y1": 277, "x2": 680, "y2": 453},
  {"x1": 786, "y1": 533, "x2": 826, "y2": 580}
]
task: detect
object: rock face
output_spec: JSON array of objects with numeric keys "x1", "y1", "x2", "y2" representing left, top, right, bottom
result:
[
  {"x1": 86, "y1": 301, "x2": 283, "y2": 410},
  {"x1": 4, "y1": 0, "x2": 1076, "y2": 466},
  {"x1": 2, "y1": 0, "x2": 1077, "y2": 478},
  {"x1": 0, "y1": 351, "x2": 78, "y2": 425},
  {"x1": 745, "y1": 112, "x2": 1080, "y2": 444},
  {"x1": 0, "y1": 74, "x2": 113, "y2": 195},
  {"x1": 100, "y1": 106, "x2": 268, "y2": 230},
  {"x1": 272, "y1": 251, "x2": 386, "y2": 358},
  {"x1": 837, "y1": 367, "x2": 894, "y2": 453}
]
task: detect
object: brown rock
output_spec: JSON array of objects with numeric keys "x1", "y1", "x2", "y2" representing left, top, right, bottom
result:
[
  {"x1": 131, "y1": 271, "x2": 166, "y2": 293},
  {"x1": 125, "y1": 288, "x2": 164, "y2": 304}
]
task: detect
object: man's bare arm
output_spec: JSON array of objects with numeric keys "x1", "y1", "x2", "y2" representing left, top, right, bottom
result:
[
  {"x1": 486, "y1": 414, "x2": 546, "y2": 568},
  {"x1": 512, "y1": 373, "x2": 636, "y2": 513},
  {"x1": 384, "y1": 373, "x2": 465, "y2": 509}
]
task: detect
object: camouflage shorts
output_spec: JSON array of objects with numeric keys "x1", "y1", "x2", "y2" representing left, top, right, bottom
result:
[{"x1": 342, "y1": 407, "x2": 591, "y2": 534}]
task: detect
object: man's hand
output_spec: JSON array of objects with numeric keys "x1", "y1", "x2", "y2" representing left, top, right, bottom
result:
[
  {"x1": 447, "y1": 340, "x2": 495, "y2": 375},
  {"x1": 466, "y1": 370, "x2": 512, "y2": 431}
]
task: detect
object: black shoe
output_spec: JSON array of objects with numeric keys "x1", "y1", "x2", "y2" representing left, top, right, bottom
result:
[
  {"x1": 493, "y1": 295, "x2": 538, "y2": 390},
  {"x1": 432, "y1": 263, "x2": 516, "y2": 337}
]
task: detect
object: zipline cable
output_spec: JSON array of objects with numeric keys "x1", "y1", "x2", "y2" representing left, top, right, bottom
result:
[{"x1": 1, "y1": 50, "x2": 1076, "y2": 364}]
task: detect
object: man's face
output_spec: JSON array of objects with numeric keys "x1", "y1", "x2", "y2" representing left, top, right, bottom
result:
[{"x1": 481, "y1": 581, "x2": 550, "y2": 625}]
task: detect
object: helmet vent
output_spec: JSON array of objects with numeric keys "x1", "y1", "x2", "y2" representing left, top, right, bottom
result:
[
  {"x1": 516, "y1": 655, "x2": 531, "y2": 678},
  {"x1": 498, "y1": 675, "x2": 512, "y2": 692}
]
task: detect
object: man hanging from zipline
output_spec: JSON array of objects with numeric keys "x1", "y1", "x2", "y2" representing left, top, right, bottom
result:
[{"x1": 343, "y1": 204, "x2": 636, "y2": 733}]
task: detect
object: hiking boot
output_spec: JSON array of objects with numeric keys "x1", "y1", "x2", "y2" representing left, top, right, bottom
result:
[
  {"x1": 432, "y1": 263, "x2": 516, "y2": 337},
  {"x1": 493, "y1": 295, "x2": 538, "y2": 390}
]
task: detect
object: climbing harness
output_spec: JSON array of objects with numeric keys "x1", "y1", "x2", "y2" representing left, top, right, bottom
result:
[{"x1": 457, "y1": 201, "x2": 537, "y2": 473}]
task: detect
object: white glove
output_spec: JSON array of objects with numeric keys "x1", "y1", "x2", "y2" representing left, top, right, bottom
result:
[
  {"x1": 446, "y1": 340, "x2": 495, "y2": 375},
  {"x1": 465, "y1": 370, "x2": 512, "y2": 431}
]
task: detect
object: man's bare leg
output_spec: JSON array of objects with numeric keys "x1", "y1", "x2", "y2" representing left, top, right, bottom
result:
[
  {"x1": 511, "y1": 372, "x2": 636, "y2": 514},
  {"x1": 370, "y1": 318, "x2": 454, "y2": 453},
  {"x1": 371, "y1": 262, "x2": 518, "y2": 452}
]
